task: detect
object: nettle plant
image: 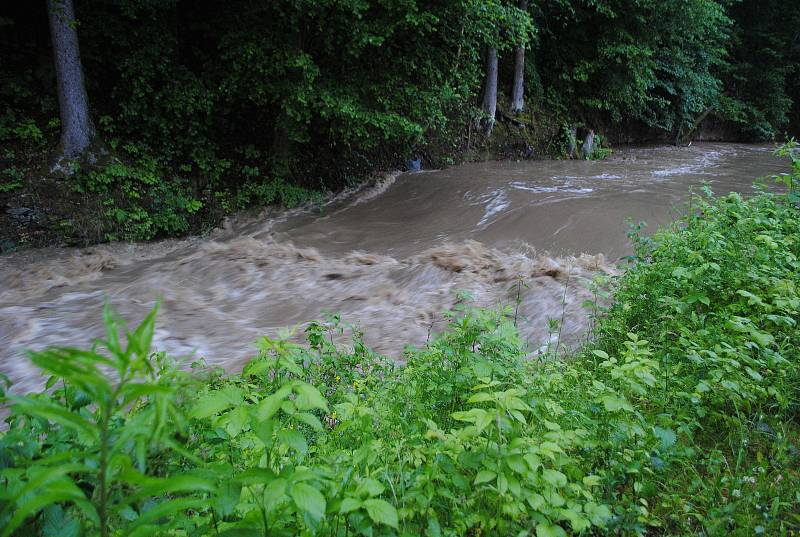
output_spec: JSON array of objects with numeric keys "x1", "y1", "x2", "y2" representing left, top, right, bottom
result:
[{"x1": 0, "y1": 301, "x2": 620, "y2": 536}]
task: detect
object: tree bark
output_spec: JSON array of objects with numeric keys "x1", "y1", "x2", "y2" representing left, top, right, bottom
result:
[
  {"x1": 47, "y1": 0, "x2": 95, "y2": 160},
  {"x1": 481, "y1": 47, "x2": 498, "y2": 135},
  {"x1": 510, "y1": 0, "x2": 528, "y2": 113}
]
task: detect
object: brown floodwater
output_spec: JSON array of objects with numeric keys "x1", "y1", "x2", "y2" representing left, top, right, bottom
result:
[{"x1": 0, "y1": 143, "x2": 789, "y2": 392}]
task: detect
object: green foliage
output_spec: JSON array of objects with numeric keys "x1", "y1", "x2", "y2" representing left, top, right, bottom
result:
[
  {"x1": 3, "y1": 180, "x2": 800, "y2": 534},
  {"x1": 599, "y1": 186, "x2": 800, "y2": 533},
  {"x1": 773, "y1": 139, "x2": 799, "y2": 198},
  {"x1": 532, "y1": 0, "x2": 732, "y2": 137},
  {"x1": 720, "y1": 0, "x2": 800, "y2": 140}
]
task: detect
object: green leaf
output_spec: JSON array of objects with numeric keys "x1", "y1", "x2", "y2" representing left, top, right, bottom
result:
[
  {"x1": 127, "y1": 497, "x2": 206, "y2": 530},
  {"x1": 190, "y1": 386, "x2": 244, "y2": 419},
  {"x1": 1, "y1": 478, "x2": 86, "y2": 537},
  {"x1": 536, "y1": 523, "x2": 567, "y2": 537},
  {"x1": 216, "y1": 530, "x2": 263, "y2": 537},
  {"x1": 339, "y1": 498, "x2": 362, "y2": 513},
  {"x1": 294, "y1": 383, "x2": 329, "y2": 412},
  {"x1": 256, "y1": 384, "x2": 293, "y2": 420},
  {"x1": 9, "y1": 397, "x2": 99, "y2": 441},
  {"x1": 128, "y1": 304, "x2": 158, "y2": 359},
  {"x1": 213, "y1": 480, "x2": 242, "y2": 519},
  {"x1": 474, "y1": 470, "x2": 496, "y2": 485},
  {"x1": 293, "y1": 411, "x2": 324, "y2": 431},
  {"x1": 506, "y1": 454, "x2": 527, "y2": 474},
  {"x1": 653, "y1": 426, "x2": 677, "y2": 450},
  {"x1": 42, "y1": 505, "x2": 80, "y2": 537},
  {"x1": 363, "y1": 498, "x2": 399, "y2": 528},
  {"x1": 542, "y1": 469, "x2": 567, "y2": 487},
  {"x1": 278, "y1": 429, "x2": 308, "y2": 457},
  {"x1": 264, "y1": 477, "x2": 288, "y2": 513},
  {"x1": 222, "y1": 406, "x2": 250, "y2": 437},
  {"x1": 467, "y1": 392, "x2": 494, "y2": 404},
  {"x1": 123, "y1": 472, "x2": 216, "y2": 504},
  {"x1": 598, "y1": 393, "x2": 634, "y2": 412},
  {"x1": 289, "y1": 482, "x2": 326, "y2": 524}
]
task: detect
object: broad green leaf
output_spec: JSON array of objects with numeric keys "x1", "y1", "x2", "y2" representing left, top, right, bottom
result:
[
  {"x1": 127, "y1": 498, "x2": 206, "y2": 530},
  {"x1": 598, "y1": 394, "x2": 633, "y2": 412},
  {"x1": 256, "y1": 384, "x2": 293, "y2": 420},
  {"x1": 474, "y1": 470, "x2": 496, "y2": 485},
  {"x1": 293, "y1": 411, "x2": 323, "y2": 431},
  {"x1": 289, "y1": 482, "x2": 326, "y2": 524},
  {"x1": 222, "y1": 406, "x2": 250, "y2": 437},
  {"x1": 278, "y1": 429, "x2": 308, "y2": 457},
  {"x1": 506, "y1": 454, "x2": 527, "y2": 474},
  {"x1": 653, "y1": 427, "x2": 677, "y2": 450},
  {"x1": 363, "y1": 498, "x2": 399, "y2": 528},
  {"x1": 216, "y1": 530, "x2": 263, "y2": 537},
  {"x1": 190, "y1": 386, "x2": 244, "y2": 419},
  {"x1": 264, "y1": 477, "x2": 288, "y2": 513},
  {"x1": 542, "y1": 469, "x2": 567, "y2": 487},
  {"x1": 294, "y1": 383, "x2": 329, "y2": 412},
  {"x1": 536, "y1": 523, "x2": 567, "y2": 537},
  {"x1": 9, "y1": 397, "x2": 98, "y2": 441},
  {"x1": 467, "y1": 392, "x2": 494, "y2": 404},
  {"x1": 339, "y1": 497, "x2": 362, "y2": 513},
  {"x1": 584, "y1": 501, "x2": 612, "y2": 525},
  {"x1": 123, "y1": 472, "x2": 216, "y2": 504},
  {"x1": 213, "y1": 480, "x2": 242, "y2": 519},
  {"x1": 357, "y1": 478, "x2": 385, "y2": 497}
]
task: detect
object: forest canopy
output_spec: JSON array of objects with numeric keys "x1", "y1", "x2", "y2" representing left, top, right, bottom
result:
[{"x1": 1, "y1": 0, "x2": 798, "y2": 245}]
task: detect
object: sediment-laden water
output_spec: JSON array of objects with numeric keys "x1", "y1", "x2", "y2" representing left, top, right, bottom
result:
[{"x1": 0, "y1": 143, "x2": 788, "y2": 392}]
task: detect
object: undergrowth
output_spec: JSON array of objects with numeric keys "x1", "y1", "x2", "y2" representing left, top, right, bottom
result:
[{"x1": 1, "y1": 187, "x2": 799, "y2": 535}]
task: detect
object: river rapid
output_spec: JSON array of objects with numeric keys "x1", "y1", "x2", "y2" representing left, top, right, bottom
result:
[{"x1": 0, "y1": 143, "x2": 789, "y2": 392}]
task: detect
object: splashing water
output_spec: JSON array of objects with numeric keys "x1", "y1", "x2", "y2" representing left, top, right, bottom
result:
[{"x1": 0, "y1": 143, "x2": 788, "y2": 392}]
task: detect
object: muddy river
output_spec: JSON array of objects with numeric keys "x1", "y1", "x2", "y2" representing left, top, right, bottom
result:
[{"x1": 0, "y1": 143, "x2": 789, "y2": 392}]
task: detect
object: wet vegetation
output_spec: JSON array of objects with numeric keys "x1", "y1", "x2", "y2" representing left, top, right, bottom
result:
[{"x1": 1, "y1": 148, "x2": 798, "y2": 535}]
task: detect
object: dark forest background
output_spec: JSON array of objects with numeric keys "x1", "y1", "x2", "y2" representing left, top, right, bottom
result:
[{"x1": 1, "y1": 0, "x2": 798, "y2": 247}]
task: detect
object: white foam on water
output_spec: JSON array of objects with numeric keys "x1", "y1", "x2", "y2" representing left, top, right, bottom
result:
[
  {"x1": 510, "y1": 182, "x2": 594, "y2": 194},
  {"x1": 477, "y1": 189, "x2": 511, "y2": 227}
]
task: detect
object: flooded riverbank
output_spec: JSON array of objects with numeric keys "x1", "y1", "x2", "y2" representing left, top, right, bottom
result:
[{"x1": 0, "y1": 143, "x2": 788, "y2": 392}]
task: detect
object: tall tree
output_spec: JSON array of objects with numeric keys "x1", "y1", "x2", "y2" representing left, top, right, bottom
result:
[
  {"x1": 510, "y1": 0, "x2": 528, "y2": 113},
  {"x1": 47, "y1": 0, "x2": 95, "y2": 161},
  {"x1": 481, "y1": 47, "x2": 498, "y2": 134}
]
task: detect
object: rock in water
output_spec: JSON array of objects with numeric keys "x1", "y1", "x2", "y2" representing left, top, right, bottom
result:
[{"x1": 582, "y1": 129, "x2": 595, "y2": 160}]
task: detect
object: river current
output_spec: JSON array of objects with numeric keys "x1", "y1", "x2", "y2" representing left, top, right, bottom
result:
[{"x1": 0, "y1": 143, "x2": 789, "y2": 392}]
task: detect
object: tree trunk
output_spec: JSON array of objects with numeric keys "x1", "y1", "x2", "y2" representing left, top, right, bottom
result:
[
  {"x1": 481, "y1": 47, "x2": 498, "y2": 135},
  {"x1": 47, "y1": 0, "x2": 95, "y2": 160},
  {"x1": 510, "y1": 0, "x2": 528, "y2": 113}
]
